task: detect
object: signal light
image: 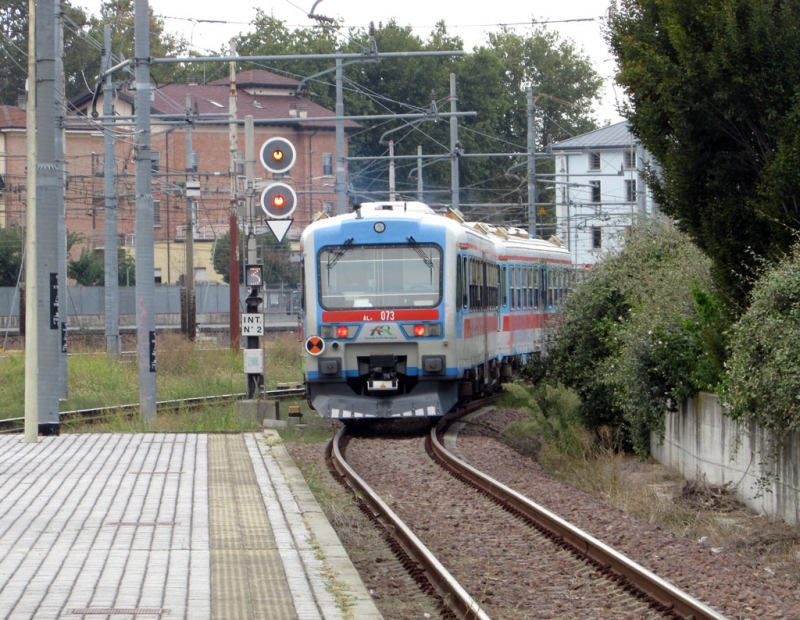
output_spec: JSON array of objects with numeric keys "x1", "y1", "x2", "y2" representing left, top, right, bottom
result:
[
  {"x1": 260, "y1": 137, "x2": 296, "y2": 174},
  {"x1": 413, "y1": 325, "x2": 426, "y2": 337},
  {"x1": 261, "y1": 183, "x2": 298, "y2": 219},
  {"x1": 336, "y1": 326, "x2": 349, "y2": 338}
]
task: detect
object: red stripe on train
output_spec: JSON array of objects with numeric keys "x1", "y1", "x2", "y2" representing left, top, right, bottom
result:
[{"x1": 322, "y1": 309, "x2": 440, "y2": 322}]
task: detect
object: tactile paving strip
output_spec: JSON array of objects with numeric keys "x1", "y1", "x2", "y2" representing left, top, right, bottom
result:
[{"x1": 207, "y1": 434, "x2": 298, "y2": 619}]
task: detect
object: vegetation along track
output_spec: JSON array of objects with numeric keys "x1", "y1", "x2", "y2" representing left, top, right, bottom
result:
[
  {"x1": 329, "y1": 408, "x2": 727, "y2": 620},
  {"x1": 0, "y1": 386, "x2": 305, "y2": 433}
]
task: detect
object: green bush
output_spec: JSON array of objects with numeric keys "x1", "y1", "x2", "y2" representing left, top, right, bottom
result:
[
  {"x1": 544, "y1": 220, "x2": 725, "y2": 456},
  {"x1": 723, "y1": 245, "x2": 800, "y2": 436}
]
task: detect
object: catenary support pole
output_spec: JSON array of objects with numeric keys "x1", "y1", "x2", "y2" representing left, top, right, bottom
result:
[
  {"x1": 103, "y1": 25, "x2": 120, "y2": 356},
  {"x1": 335, "y1": 58, "x2": 346, "y2": 214},
  {"x1": 228, "y1": 39, "x2": 240, "y2": 350},
  {"x1": 55, "y1": 0, "x2": 67, "y2": 398},
  {"x1": 185, "y1": 93, "x2": 195, "y2": 340},
  {"x1": 449, "y1": 73, "x2": 459, "y2": 210},
  {"x1": 134, "y1": 0, "x2": 157, "y2": 421},
  {"x1": 417, "y1": 145, "x2": 423, "y2": 202},
  {"x1": 24, "y1": 0, "x2": 38, "y2": 443},
  {"x1": 32, "y1": 0, "x2": 61, "y2": 435},
  {"x1": 527, "y1": 88, "x2": 537, "y2": 236}
]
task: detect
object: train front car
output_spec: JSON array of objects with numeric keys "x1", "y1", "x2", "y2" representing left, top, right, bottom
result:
[{"x1": 301, "y1": 202, "x2": 460, "y2": 421}]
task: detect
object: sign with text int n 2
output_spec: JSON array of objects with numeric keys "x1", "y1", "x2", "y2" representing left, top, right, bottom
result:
[{"x1": 242, "y1": 313, "x2": 264, "y2": 336}]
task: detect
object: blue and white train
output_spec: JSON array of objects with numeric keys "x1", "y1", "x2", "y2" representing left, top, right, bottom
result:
[{"x1": 299, "y1": 201, "x2": 573, "y2": 421}]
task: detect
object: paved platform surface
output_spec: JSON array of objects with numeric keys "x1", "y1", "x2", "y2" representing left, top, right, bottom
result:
[{"x1": 0, "y1": 431, "x2": 382, "y2": 620}]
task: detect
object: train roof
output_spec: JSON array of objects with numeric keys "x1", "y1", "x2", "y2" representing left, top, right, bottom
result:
[{"x1": 301, "y1": 201, "x2": 571, "y2": 262}]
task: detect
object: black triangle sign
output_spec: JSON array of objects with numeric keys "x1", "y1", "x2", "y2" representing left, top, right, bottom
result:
[{"x1": 267, "y1": 219, "x2": 293, "y2": 242}]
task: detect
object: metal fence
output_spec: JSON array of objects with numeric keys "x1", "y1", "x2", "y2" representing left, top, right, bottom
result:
[{"x1": 0, "y1": 284, "x2": 301, "y2": 331}]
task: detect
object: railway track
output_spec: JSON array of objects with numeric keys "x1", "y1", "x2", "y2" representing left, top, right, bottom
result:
[
  {"x1": 329, "y1": 406, "x2": 729, "y2": 620},
  {"x1": 0, "y1": 386, "x2": 305, "y2": 434}
]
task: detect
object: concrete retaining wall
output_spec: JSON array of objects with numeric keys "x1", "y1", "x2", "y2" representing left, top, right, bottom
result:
[{"x1": 652, "y1": 393, "x2": 800, "y2": 525}]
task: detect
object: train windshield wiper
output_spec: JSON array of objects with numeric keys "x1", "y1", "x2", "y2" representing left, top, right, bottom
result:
[
  {"x1": 326, "y1": 238, "x2": 354, "y2": 271},
  {"x1": 407, "y1": 236, "x2": 434, "y2": 282}
]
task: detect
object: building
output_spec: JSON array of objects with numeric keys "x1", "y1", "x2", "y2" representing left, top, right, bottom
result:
[
  {"x1": 549, "y1": 121, "x2": 657, "y2": 268},
  {"x1": 0, "y1": 69, "x2": 358, "y2": 284}
]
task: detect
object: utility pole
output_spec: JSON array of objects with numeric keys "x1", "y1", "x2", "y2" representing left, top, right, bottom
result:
[
  {"x1": 27, "y1": 0, "x2": 61, "y2": 436},
  {"x1": 134, "y1": 0, "x2": 156, "y2": 421},
  {"x1": 23, "y1": 0, "x2": 37, "y2": 443},
  {"x1": 449, "y1": 73, "x2": 459, "y2": 210},
  {"x1": 184, "y1": 93, "x2": 196, "y2": 340},
  {"x1": 55, "y1": 0, "x2": 67, "y2": 398},
  {"x1": 103, "y1": 24, "x2": 120, "y2": 356},
  {"x1": 388, "y1": 140, "x2": 395, "y2": 201},
  {"x1": 335, "y1": 58, "x2": 346, "y2": 214},
  {"x1": 228, "y1": 39, "x2": 240, "y2": 351},
  {"x1": 527, "y1": 88, "x2": 537, "y2": 236},
  {"x1": 244, "y1": 116, "x2": 263, "y2": 398},
  {"x1": 417, "y1": 145, "x2": 423, "y2": 202}
]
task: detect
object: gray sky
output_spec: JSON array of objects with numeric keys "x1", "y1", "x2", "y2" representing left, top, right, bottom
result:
[{"x1": 73, "y1": 0, "x2": 624, "y2": 125}]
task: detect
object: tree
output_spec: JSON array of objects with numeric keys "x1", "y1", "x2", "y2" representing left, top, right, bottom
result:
[
  {"x1": 212, "y1": 232, "x2": 299, "y2": 286},
  {"x1": 0, "y1": 225, "x2": 24, "y2": 287},
  {"x1": 0, "y1": 0, "x2": 188, "y2": 105},
  {"x1": 233, "y1": 17, "x2": 602, "y2": 228},
  {"x1": 67, "y1": 247, "x2": 136, "y2": 286},
  {"x1": 606, "y1": 0, "x2": 800, "y2": 313}
]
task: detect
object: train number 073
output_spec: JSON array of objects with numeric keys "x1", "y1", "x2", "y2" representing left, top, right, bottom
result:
[{"x1": 380, "y1": 311, "x2": 395, "y2": 321}]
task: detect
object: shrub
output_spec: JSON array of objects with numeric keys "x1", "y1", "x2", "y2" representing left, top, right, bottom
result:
[
  {"x1": 544, "y1": 219, "x2": 725, "y2": 456},
  {"x1": 723, "y1": 245, "x2": 800, "y2": 436}
]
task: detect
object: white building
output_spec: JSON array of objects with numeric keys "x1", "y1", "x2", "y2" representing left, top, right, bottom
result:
[{"x1": 549, "y1": 121, "x2": 657, "y2": 268}]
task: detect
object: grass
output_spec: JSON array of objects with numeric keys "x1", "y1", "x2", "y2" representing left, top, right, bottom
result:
[{"x1": 0, "y1": 331, "x2": 306, "y2": 431}]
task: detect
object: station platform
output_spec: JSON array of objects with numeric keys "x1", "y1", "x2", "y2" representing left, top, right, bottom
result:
[{"x1": 0, "y1": 431, "x2": 382, "y2": 620}]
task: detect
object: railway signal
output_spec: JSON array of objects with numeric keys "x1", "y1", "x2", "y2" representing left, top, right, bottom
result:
[
  {"x1": 261, "y1": 183, "x2": 298, "y2": 219},
  {"x1": 260, "y1": 137, "x2": 296, "y2": 174}
]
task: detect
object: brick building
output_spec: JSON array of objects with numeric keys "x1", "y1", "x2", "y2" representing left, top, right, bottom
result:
[{"x1": 0, "y1": 69, "x2": 357, "y2": 284}]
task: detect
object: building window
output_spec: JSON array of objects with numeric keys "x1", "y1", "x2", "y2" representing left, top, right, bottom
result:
[
  {"x1": 625, "y1": 179, "x2": 637, "y2": 202},
  {"x1": 322, "y1": 153, "x2": 333, "y2": 177},
  {"x1": 592, "y1": 226, "x2": 602, "y2": 249},
  {"x1": 588, "y1": 151, "x2": 601, "y2": 170},
  {"x1": 236, "y1": 150, "x2": 244, "y2": 175},
  {"x1": 589, "y1": 180, "x2": 601, "y2": 203},
  {"x1": 322, "y1": 200, "x2": 333, "y2": 215},
  {"x1": 151, "y1": 150, "x2": 160, "y2": 173},
  {"x1": 623, "y1": 149, "x2": 636, "y2": 169},
  {"x1": 153, "y1": 200, "x2": 161, "y2": 227},
  {"x1": 154, "y1": 269, "x2": 162, "y2": 284}
]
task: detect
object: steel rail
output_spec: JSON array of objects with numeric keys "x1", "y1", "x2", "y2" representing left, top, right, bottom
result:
[
  {"x1": 431, "y1": 416, "x2": 729, "y2": 620},
  {"x1": 0, "y1": 388, "x2": 305, "y2": 434},
  {"x1": 330, "y1": 426, "x2": 490, "y2": 620}
]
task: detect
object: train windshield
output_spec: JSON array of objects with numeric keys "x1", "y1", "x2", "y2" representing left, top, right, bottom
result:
[{"x1": 318, "y1": 243, "x2": 442, "y2": 309}]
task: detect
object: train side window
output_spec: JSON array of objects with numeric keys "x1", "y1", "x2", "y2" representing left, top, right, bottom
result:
[
  {"x1": 534, "y1": 268, "x2": 540, "y2": 310},
  {"x1": 516, "y1": 266, "x2": 522, "y2": 309},
  {"x1": 501, "y1": 266, "x2": 507, "y2": 308},
  {"x1": 462, "y1": 256, "x2": 468, "y2": 309},
  {"x1": 456, "y1": 255, "x2": 463, "y2": 310}
]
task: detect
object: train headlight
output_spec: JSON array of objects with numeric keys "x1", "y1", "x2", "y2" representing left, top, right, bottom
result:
[
  {"x1": 320, "y1": 325, "x2": 335, "y2": 339},
  {"x1": 401, "y1": 323, "x2": 442, "y2": 338},
  {"x1": 336, "y1": 326, "x2": 350, "y2": 338},
  {"x1": 374, "y1": 222, "x2": 386, "y2": 233}
]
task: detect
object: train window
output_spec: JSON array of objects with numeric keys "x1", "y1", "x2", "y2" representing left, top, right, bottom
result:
[
  {"x1": 462, "y1": 257, "x2": 468, "y2": 308},
  {"x1": 501, "y1": 266, "x2": 507, "y2": 308},
  {"x1": 516, "y1": 266, "x2": 522, "y2": 309},
  {"x1": 318, "y1": 243, "x2": 442, "y2": 310},
  {"x1": 456, "y1": 255, "x2": 463, "y2": 310}
]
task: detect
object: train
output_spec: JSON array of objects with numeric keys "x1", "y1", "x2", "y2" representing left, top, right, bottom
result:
[{"x1": 299, "y1": 200, "x2": 573, "y2": 421}]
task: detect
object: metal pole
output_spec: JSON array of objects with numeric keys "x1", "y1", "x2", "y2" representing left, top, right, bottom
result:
[
  {"x1": 449, "y1": 73, "x2": 459, "y2": 210},
  {"x1": 23, "y1": 0, "x2": 38, "y2": 443},
  {"x1": 244, "y1": 115, "x2": 262, "y2": 398},
  {"x1": 134, "y1": 0, "x2": 156, "y2": 421},
  {"x1": 55, "y1": 0, "x2": 67, "y2": 398},
  {"x1": 32, "y1": 0, "x2": 61, "y2": 435},
  {"x1": 335, "y1": 58, "x2": 346, "y2": 214},
  {"x1": 527, "y1": 88, "x2": 537, "y2": 236},
  {"x1": 184, "y1": 93, "x2": 195, "y2": 340},
  {"x1": 417, "y1": 145, "x2": 423, "y2": 202},
  {"x1": 388, "y1": 140, "x2": 395, "y2": 201},
  {"x1": 103, "y1": 25, "x2": 120, "y2": 356},
  {"x1": 228, "y1": 39, "x2": 240, "y2": 350}
]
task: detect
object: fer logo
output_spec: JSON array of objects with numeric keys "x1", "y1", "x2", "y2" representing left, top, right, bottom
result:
[{"x1": 369, "y1": 325, "x2": 394, "y2": 338}]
